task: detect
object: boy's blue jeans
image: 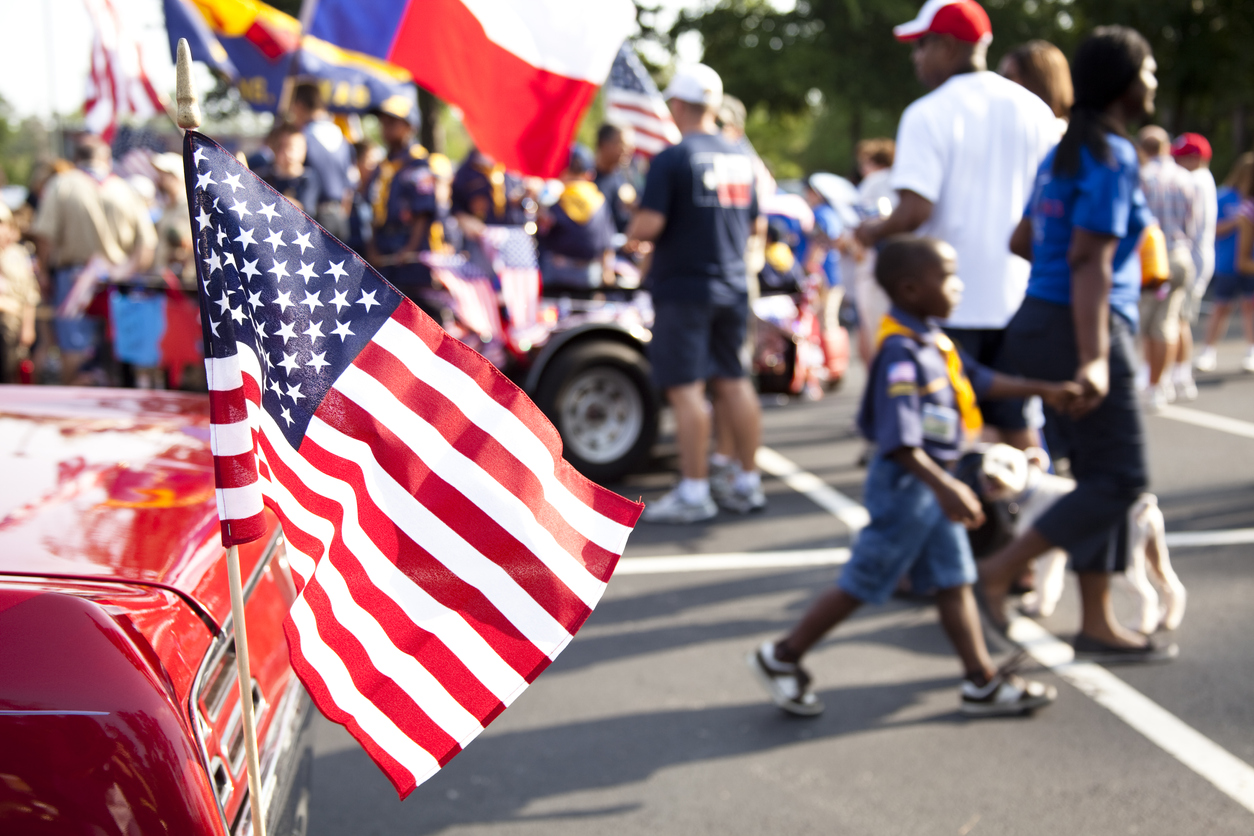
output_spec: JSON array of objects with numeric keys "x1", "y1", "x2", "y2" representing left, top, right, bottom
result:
[{"x1": 837, "y1": 455, "x2": 977, "y2": 605}]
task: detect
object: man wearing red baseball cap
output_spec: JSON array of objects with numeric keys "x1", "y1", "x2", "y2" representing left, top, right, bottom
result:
[
  {"x1": 858, "y1": 0, "x2": 1058, "y2": 449},
  {"x1": 1171, "y1": 132, "x2": 1219, "y2": 378}
]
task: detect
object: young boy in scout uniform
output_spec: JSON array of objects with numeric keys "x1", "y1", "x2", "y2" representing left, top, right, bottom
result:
[
  {"x1": 748, "y1": 235, "x2": 1077, "y2": 718},
  {"x1": 536, "y1": 144, "x2": 617, "y2": 291}
]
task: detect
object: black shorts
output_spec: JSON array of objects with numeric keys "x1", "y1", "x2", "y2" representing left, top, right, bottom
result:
[
  {"x1": 650, "y1": 298, "x2": 748, "y2": 389},
  {"x1": 995, "y1": 297, "x2": 1148, "y2": 573},
  {"x1": 944, "y1": 326, "x2": 1028, "y2": 431}
]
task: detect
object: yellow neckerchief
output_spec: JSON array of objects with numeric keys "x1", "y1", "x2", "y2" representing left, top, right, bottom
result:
[
  {"x1": 557, "y1": 180, "x2": 605, "y2": 225},
  {"x1": 372, "y1": 144, "x2": 427, "y2": 226},
  {"x1": 876, "y1": 312, "x2": 983, "y2": 438},
  {"x1": 765, "y1": 241, "x2": 796, "y2": 273},
  {"x1": 474, "y1": 160, "x2": 507, "y2": 217}
]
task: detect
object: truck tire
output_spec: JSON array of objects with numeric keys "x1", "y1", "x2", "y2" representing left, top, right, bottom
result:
[{"x1": 535, "y1": 340, "x2": 657, "y2": 483}]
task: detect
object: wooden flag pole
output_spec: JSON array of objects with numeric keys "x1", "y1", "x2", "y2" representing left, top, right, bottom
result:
[{"x1": 177, "y1": 38, "x2": 268, "y2": 836}]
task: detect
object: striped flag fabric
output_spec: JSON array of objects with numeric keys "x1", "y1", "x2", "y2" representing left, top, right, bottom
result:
[
  {"x1": 184, "y1": 132, "x2": 643, "y2": 796},
  {"x1": 480, "y1": 226, "x2": 540, "y2": 332},
  {"x1": 83, "y1": 0, "x2": 168, "y2": 142},
  {"x1": 423, "y1": 252, "x2": 505, "y2": 343},
  {"x1": 604, "y1": 43, "x2": 681, "y2": 158}
]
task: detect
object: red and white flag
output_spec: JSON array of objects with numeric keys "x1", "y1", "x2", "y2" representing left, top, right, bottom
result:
[
  {"x1": 306, "y1": 0, "x2": 637, "y2": 177},
  {"x1": 83, "y1": 0, "x2": 168, "y2": 142},
  {"x1": 481, "y1": 225, "x2": 540, "y2": 332},
  {"x1": 424, "y1": 252, "x2": 505, "y2": 342},
  {"x1": 604, "y1": 43, "x2": 681, "y2": 158},
  {"x1": 186, "y1": 133, "x2": 642, "y2": 796}
]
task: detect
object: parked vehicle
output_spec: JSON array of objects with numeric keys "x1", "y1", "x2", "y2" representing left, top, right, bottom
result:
[{"x1": 0, "y1": 387, "x2": 313, "y2": 836}]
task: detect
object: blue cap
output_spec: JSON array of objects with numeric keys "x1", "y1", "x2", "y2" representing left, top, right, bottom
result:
[{"x1": 567, "y1": 144, "x2": 595, "y2": 176}]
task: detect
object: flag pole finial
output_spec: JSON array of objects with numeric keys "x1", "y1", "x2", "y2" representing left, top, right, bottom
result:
[{"x1": 176, "y1": 38, "x2": 202, "y2": 130}]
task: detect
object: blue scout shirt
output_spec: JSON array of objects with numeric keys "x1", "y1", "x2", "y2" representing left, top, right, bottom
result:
[
  {"x1": 639, "y1": 132, "x2": 759, "y2": 306},
  {"x1": 303, "y1": 117, "x2": 356, "y2": 207},
  {"x1": 811, "y1": 203, "x2": 843, "y2": 288},
  {"x1": 539, "y1": 181, "x2": 616, "y2": 262},
  {"x1": 368, "y1": 144, "x2": 438, "y2": 256},
  {"x1": 451, "y1": 154, "x2": 528, "y2": 225},
  {"x1": 857, "y1": 307, "x2": 993, "y2": 463},
  {"x1": 594, "y1": 167, "x2": 636, "y2": 233},
  {"x1": 1023, "y1": 133, "x2": 1153, "y2": 328},
  {"x1": 1213, "y1": 186, "x2": 1244, "y2": 276}
]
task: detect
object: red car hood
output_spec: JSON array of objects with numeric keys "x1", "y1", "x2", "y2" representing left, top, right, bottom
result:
[{"x1": 0, "y1": 386, "x2": 254, "y2": 627}]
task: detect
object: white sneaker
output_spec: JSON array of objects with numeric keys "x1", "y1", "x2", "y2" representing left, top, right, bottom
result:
[
  {"x1": 1174, "y1": 370, "x2": 1198, "y2": 402},
  {"x1": 1195, "y1": 346, "x2": 1217, "y2": 372},
  {"x1": 641, "y1": 487, "x2": 717, "y2": 524},
  {"x1": 1146, "y1": 385, "x2": 1169, "y2": 414},
  {"x1": 1243, "y1": 347, "x2": 1254, "y2": 373}
]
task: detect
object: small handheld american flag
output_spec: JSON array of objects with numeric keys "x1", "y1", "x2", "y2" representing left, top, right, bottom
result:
[
  {"x1": 186, "y1": 132, "x2": 642, "y2": 797},
  {"x1": 603, "y1": 42, "x2": 681, "y2": 158}
]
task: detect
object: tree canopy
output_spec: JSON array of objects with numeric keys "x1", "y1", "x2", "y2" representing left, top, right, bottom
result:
[{"x1": 672, "y1": 0, "x2": 1254, "y2": 180}]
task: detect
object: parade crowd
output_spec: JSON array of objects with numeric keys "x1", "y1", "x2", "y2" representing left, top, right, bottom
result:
[{"x1": 0, "y1": 0, "x2": 1244, "y2": 712}]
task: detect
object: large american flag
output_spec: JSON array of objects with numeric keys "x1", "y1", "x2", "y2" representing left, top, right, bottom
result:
[
  {"x1": 185, "y1": 133, "x2": 643, "y2": 797},
  {"x1": 603, "y1": 43, "x2": 681, "y2": 158}
]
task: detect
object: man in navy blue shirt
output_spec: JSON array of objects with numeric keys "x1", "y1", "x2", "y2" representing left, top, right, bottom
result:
[
  {"x1": 288, "y1": 83, "x2": 357, "y2": 242},
  {"x1": 627, "y1": 64, "x2": 765, "y2": 522},
  {"x1": 594, "y1": 123, "x2": 637, "y2": 234}
]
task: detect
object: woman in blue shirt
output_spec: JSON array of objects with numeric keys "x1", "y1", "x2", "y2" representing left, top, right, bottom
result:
[{"x1": 979, "y1": 27, "x2": 1176, "y2": 663}]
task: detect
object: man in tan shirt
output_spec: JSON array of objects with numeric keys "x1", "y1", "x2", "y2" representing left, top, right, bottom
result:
[{"x1": 31, "y1": 135, "x2": 156, "y2": 383}]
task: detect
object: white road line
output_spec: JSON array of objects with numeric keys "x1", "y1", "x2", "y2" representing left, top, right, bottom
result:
[
  {"x1": 1166, "y1": 528, "x2": 1254, "y2": 548},
  {"x1": 1010, "y1": 617, "x2": 1254, "y2": 815},
  {"x1": 755, "y1": 446, "x2": 870, "y2": 532},
  {"x1": 1157, "y1": 405, "x2": 1254, "y2": 440},
  {"x1": 749, "y1": 445, "x2": 1254, "y2": 815},
  {"x1": 617, "y1": 548, "x2": 850, "y2": 575}
]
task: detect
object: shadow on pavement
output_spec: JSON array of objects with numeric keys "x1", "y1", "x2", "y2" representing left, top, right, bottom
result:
[{"x1": 309, "y1": 675, "x2": 974, "y2": 836}]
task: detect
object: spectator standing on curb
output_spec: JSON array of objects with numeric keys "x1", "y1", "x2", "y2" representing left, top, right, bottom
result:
[
  {"x1": 627, "y1": 64, "x2": 766, "y2": 522},
  {"x1": 856, "y1": 0, "x2": 1057, "y2": 450},
  {"x1": 30, "y1": 136, "x2": 155, "y2": 384},
  {"x1": 1196, "y1": 153, "x2": 1254, "y2": 372},
  {"x1": 1171, "y1": 132, "x2": 1217, "y2": 389},
  {"x1": 1136, "y1": 126, "x2": 1200, "y2": 410}
]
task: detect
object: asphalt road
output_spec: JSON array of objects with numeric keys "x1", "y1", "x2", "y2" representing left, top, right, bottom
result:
[{"x1": 308, "y1": 335, "x2": 1254, "y2": 836}]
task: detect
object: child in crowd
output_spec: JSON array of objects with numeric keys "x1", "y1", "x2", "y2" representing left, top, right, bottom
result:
[
  {"x1": 257, "y1": 123, "x2": 321, "y2": 213},
  {"x1": 748, "y1": 235, "x2": 1078, "y2": 718}
]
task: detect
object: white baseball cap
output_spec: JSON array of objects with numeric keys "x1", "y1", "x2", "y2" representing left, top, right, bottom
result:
[{"x1": 663, "y1": 64, "x2": 723, "y2": 108}]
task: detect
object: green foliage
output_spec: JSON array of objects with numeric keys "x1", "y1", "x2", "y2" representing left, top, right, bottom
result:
[
  {"x1": 0, "y1": 97, "x2": 49, "y2": 188},
  {"x1": 675, "y1": 0, "x2": 1254, "y2": 178}
]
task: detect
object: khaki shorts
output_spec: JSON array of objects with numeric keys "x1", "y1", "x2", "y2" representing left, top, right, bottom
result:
[
  {"x1": 1139, "y1": 245, "x2": 1195, "y2": 342},
  {"x1": 854, "y1": 257, "x2": 891, "y2": 342}
]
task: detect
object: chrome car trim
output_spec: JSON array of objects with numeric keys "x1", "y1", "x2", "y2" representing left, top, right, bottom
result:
[
  {"x1": 231, "y1": 673, "x2": 312, "y2": 836},
  {"x1": 188, "y1": 526, "x2": 283, "y2": 833}
]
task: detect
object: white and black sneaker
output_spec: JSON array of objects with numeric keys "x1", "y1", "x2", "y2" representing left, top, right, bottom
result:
[
  {"x1": 641, "y1": 487, "x2": 717, "y2": 524},
  {"x1": 960, "y1": 651, "x2": 1057, "y2": 717},
  {"x1": 747, "y1": 641, "x2": 824, "y2": 717}
]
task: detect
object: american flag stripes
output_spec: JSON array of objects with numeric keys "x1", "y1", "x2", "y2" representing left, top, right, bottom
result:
[
  {"x1": 423, "y1": 252, "x2": 505, "y2": 342},
  {"x1": 480, "y1": 226, "x2": 540, "y2": 332},
  {"x1": 186, "y1": 132, "x2": 642, "y2": 796},
  {"x1": 84, "y1": 0, "x2": 168, "y2": 142},
  {"x1": 603, "y1": 43, "x2": 681, "y2": 158}
]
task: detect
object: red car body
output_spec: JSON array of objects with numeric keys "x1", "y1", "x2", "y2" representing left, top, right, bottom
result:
[{"x1": 0, "y1": 387, "x2": 312, "y2": 835}]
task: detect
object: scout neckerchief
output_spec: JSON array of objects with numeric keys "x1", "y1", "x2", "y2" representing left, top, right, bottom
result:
[
  {"x1": 372, "y1": 144, "x2": 428, "y2": 227},
  {"x1": 473, "y1": 160, "x2": 508, "y2": 218},
  {"x1": 876, "y1": 312, "x2": 983, "y2": 438},
  {"x1": 557, "y1": 180, "x2": 605, "y2": 225}
]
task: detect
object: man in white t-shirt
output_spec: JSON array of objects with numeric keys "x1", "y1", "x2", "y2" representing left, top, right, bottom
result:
[{"x1": 856, "y1": 0, "x2": 1057, "y2": 447}]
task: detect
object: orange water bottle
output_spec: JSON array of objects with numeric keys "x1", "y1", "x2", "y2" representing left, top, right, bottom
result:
[{"x1": 1140, "y1": 224, "x2": 1169, "y2": 287}]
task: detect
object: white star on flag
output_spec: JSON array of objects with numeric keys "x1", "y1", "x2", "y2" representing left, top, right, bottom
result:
[
  {"x1": 293, "y1": 231, "x2": 313, "y2": 253},
  {"x1": 306, "y1": 351, "x2": 331, "y2": 373},
  {"x1": 357, "y1": 289, "x2": 379, "y2": 311},
  {"x1": 205, "y1": 250, "x2": 223, "y2": 273},
  {"x1": 326, "y1": 261, "x2": 348, "y2": 282},
  {"x1": 297, "y1": 261, "x2": 318, "y2": 283},
  {"x1": 301, "y1": 290, "x2": 323, "y2": 312},
  {"x1": 331, "y1": 319, "x2": 354, "y2": 341},
  {"x1": 275, "y1": 290, "x2": 294, "y2": 312},
  {"x1": 196, "y1": 170, "x2": 216, "y2": 190},
  {"x1": 258, "y1": 202, "x2": 280, "y2": 222},
  {"x1": 265, "y1": 229, "x2": 286, "y2": 252},
  {"x1": 278, "y1": 351, "x2": 300, "y2": 373},
  {"x1": 235, "y1": 227, "x2": 257, "y2": 248},
  {"x1": 240, "y1": 258, "x2": 261, "y2": 281},
  {"x1": 269, "y1": 260, "x2": 291, "y2": 281},
  {"x1": 229, "y1": 199, "x2": 252, "y2": 219},
  {"x1": 329, "y1": 289, "x2": 350, "y2": 312},
  {"x1": 285, "y1": 382, "x2": 304, "y2": 404},
  {"x1": 276, "y1": 320, "x2": 297, "y2": 343},
  {"x1": 196, "y1": 208, "x2": 212, "y2": 231},
  {"x1": 222, "y1": 172, "x2": 244, "y2": 193},
  {"x1": 303, "y1": 320, "x2": 325, "y2": 342}
]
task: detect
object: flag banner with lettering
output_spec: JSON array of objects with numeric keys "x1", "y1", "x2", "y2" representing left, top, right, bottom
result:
[
  {"x1": 163, "y1": 0, "x2": 413, "y2": 115},
  {"x1": 306, "y1": 0, "x2": 636, "y2": 177},
  {"x1": 184, "y1": 131, "x2": 642, "y2": 796}
]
